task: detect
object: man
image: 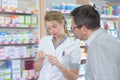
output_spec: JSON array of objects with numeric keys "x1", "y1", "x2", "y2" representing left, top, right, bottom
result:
[{"x1": 70, "y1": 5, "x2": 120, "y2": 80}]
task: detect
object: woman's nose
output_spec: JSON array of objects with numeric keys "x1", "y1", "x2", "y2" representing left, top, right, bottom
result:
[{"x1": 50, "y1": 29, "x2": 55, "y2": 34}]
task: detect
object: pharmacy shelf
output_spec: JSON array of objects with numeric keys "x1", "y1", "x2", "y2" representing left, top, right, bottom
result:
[
  {"x1": 12, "y1": 76, "x2": 36, "y2": 80},
  {"x1": 81, "y1": 57, "x2": 86, "y2": 64},
  {"x1": 79, "y1": 72, "x2": 85, "y2": 77},
  {"x1": 0, "y1": 9, "x2": 38, "y2": 14},
  {"x1": 81, "y1": 57, "x2": 87, "y2": 60},
  {"x1": 0, "y1": 41, "x2": 38, "y2": 45},
  {"x1": 1, "y1": 76, "x2": 36, "y2": 80},
  {"x1": 77, "y1": 76, "x2": 85, "y2": 80},
  {"x1": 78, "y1": 70, "x2": 85, "y2": 79},
  {"x1": 0, "y1": 54, "x2": 35, "y2": 60},
  {"x1": 46, "y1": 8, "x2": 72, "y2": 14},
  {"x1": 101, "y1": 14, "x2": 120, "y2": 19},
  {"x1": 80, "y1": 45, "x2": 86, "y2": 47},
  {"x1": 0, "y1": 0, "x2": 39, "y2": 80},
  {"x1": 0, "y1": 24, "x2": 38, "y2": 28}
]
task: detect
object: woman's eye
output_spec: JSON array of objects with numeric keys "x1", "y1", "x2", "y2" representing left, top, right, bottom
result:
[
  {"x1": 46, "y1": 26, "x2": 50, "y2": 30},
  {"x1": 48, "y1": 28, "x2": 51, "y2": 30},
  {"x1": 52, "y1": 25, "x2": 57, "y2": 28}
]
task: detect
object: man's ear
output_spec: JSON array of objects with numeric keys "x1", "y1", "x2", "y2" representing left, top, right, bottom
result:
[{"x1": 80, "y1": 25, "x2": 88, "y2": 32}]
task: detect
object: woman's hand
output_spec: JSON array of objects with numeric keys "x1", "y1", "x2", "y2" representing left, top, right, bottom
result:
[
  {"x1": 34, "y1": 51, "x2": 45, "y2": 72},
  {"x1": 48, "y1": 55, "x2": 61, "y2": 66},
  {"x1": 37, "y1": 51, "x2": 45, "y2": 58},
  {"x1": 36, "y1": 51, "x2": 45, "y2": 63}
]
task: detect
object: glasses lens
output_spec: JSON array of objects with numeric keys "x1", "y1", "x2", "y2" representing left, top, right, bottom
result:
[
  {"x1": 71, "y1": 26, "x2": 78, "y2": 31},
  {"x1": 70, "y1": 27, "x2": 73, "y2": 30}
]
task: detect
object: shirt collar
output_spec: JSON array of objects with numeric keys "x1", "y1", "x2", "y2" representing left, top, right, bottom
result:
[
  {"x1": 86, "y1": 28, "x2": 104, "y2": 47},
  {"x1": 52, "y1": 35, "x2": 67, "y2": 49}
]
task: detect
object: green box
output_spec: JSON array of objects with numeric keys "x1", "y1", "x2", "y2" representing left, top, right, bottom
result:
[
  {"x1": 31, "y1": 16, "x2": 38, "y2": 25},
  {"x1": 25, "y1": 16, "x2": 31, "y2": 25}
]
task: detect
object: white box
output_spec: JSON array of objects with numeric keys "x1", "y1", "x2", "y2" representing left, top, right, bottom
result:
[
  {"x1": 31, "y1": 16, "x2": 38, "y2": 25},
  {"x1": 4, "y1": 16, "x2": 12, "y2": 24},
  {"x1": 25, "y1": 16, "x2": 31, "y2": 25},
  {"x1": 0, "y1": 16, "x2": 4, "y2": 24},
  {"x1": 11, "y1": 60, "x2": 21, "y2": 69},
  {"x1": 12, "y1": 69, "x2": 21, "y2": 79}
]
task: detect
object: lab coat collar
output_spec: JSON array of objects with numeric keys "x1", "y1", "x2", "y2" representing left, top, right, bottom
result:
[{"x1": 52, "y1": 35, "x2": 67, "y2": 49}]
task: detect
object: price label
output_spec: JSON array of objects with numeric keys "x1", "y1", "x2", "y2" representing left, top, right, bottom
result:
[
  {"x1": 6, "y1": 24, "x2": 10, "y2": 27},
  {"x1": 30, "y1": 55, "x2": 33, "y2": 58},
  {"x1": 13, "y1": 24, "x2": 17, "y2": 27},
  {"x1": 13, "y1": 10, "x2": 16, "y2": 13},
  {"x1": 1, "y1": 9, "x2": 5, "y2": 12},
  {"x1": 20, "y1": 55, "x2": 24, "y2": 58},
  {"x1": 23, "y1": 10, "x2": 26, "y2": 13},
  {"x1": 6, "y1": 56, "x2": 10, "y2": 60}
]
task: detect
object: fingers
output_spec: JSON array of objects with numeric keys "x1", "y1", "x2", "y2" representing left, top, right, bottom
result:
[
  {"x1": 48, "y1": 55, "x2": 58, "y2": 65},
  {"x1": 36, "y1": 52, "x2": 60, "y2": 65},
  {"x1": 37, "y1": 51, "x2": 45, "y2": 59}
]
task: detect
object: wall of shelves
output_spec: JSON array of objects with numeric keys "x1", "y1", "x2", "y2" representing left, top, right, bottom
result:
[{"x1": 0, "y1": 0, "x2": 41, "y2": 79}]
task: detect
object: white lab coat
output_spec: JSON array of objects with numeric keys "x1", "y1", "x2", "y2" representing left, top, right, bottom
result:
[{"x1": 37, "y1": 36, "x2": 80, "y2": 80}]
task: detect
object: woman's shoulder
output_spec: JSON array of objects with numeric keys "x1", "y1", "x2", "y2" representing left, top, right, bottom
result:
[
  {"x1": 66, "y1": 37, "x2": 80, "y2": 46},
  {"x1": 64, "y1": 37, "x2": 80, "y2": 51}
]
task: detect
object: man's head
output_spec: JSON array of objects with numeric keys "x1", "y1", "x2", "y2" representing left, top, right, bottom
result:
[{"x1": 70, "y1": 5, "x2": 100, "y2": 40}]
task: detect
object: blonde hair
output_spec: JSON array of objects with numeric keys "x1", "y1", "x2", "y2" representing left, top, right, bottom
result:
[{"x1": 45, "y1": 11, "x2": 70, "y2": 36}]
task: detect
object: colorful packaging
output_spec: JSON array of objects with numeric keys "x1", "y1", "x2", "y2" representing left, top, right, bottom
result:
[
  {"x1": 25, "y1": 16, "x2": 31, "y2": 25},
  {"x1": 112, "y1": 6, "x2": 120, "y2": 16},
  {"x1": 31, "y1": 16, "x2": 38, "y2": 25},
  {"x1": 0, "y1": 16, "x2": 5, "y2": 24},
  {"x1": 4, "y1": 16, "x2": 12, "y2": 24}
]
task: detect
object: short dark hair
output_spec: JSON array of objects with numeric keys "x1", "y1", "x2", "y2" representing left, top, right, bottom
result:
[{"x1": 70, "y1": 5, "x2": 100, "y2": 30}]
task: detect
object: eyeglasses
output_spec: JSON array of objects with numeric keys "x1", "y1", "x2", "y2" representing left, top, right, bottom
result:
[
  {"x1": 71, "y1": 24, "x2": 84, "y2": 31},
  {"x1": 70, "y1": 26, "x2": 79, "y2": 31}
]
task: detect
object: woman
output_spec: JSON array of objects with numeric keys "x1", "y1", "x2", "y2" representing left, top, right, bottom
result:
[{"x1": 34, "y1": 11, "x2": 81, "y2": 80}]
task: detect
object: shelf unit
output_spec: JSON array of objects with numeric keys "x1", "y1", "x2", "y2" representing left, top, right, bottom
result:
[
  {"x1": 46, "y1": 8, "x2": 72, "y2": 14},
  {"x1": 101, "y1": 14, "x2": 120, "y2": 19},
  {"x1": 0, "y1": 0, "x2": 44, "y2": 80},
  {"x1": 0, "y1": 54, "x2": 35, "y2": 61},
  {"x1": 100, "y1": 10, "x2": 120, "y2": 40},
  {"x1": 0, "y1": 9, "x2": 37, "y2": 14}
]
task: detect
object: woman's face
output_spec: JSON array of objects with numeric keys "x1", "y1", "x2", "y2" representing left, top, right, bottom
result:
[{"x1": 46, "y1": 20, "x2": 64, "y2": 38}]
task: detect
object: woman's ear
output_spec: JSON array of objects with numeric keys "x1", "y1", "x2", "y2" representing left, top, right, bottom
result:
[{"x1": 62, "y1": 19, "x2": 65, "y2": 26}]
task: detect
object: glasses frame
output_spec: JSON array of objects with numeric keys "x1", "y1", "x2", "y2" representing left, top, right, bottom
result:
[
  {"x1": 70, "y1": 25, "x2": 83, "y2": 31},
  {"x1": 70, "y1": 26, "x2": 78, "y2": 30}
]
